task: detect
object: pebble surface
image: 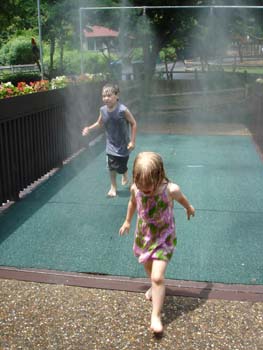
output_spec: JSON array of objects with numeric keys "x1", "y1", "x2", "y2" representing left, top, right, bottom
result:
[{"x1": 1, "y1": 279, "x2": 263, "y2": 350}]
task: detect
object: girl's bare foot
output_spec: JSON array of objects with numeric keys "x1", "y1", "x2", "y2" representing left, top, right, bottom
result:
[
  {"x1": 107, "y1": 187, "x2": 117, "y2": 197},
  {"x1": 121, "y1": 173, "x2": 129, "y2": 186},
  {"x1": 150, "y1": 315, "x2": 163, "y2": 334},
  {"x1": 145, "y1": 288, "x2": 152, "y2": 301}
]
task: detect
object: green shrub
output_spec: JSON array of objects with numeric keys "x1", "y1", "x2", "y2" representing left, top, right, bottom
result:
[
  {"x1": 1, "y1": 72, "x2": 41, "y2": 85},
  {"x1": 53, "y1": 50, "x2": 81, "y2": 75},
  {"x1": 50, "y1": 50, "x2": 114, "y2": 76},
  {"x1": 0, "y1": 36, "x2": 35, "y2": 65},
  {"x1": 83, "y1": 51, "x2": 111, "y2": 74}
]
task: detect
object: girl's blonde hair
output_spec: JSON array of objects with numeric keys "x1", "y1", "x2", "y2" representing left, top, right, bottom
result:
[{"x1": 133, "y1": 152, "x2": 169, "y2": 191}]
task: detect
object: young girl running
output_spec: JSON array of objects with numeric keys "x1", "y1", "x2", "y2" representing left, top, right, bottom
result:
[{"x1": 119, "y1": 151, "x2": 195, "y2": 334}]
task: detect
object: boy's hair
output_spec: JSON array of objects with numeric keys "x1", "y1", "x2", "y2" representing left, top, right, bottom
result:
[
  {"x1": 102, "y1": 83, "x2": 120, "y2": 96},
  {"x1": 133, "y1": 152, "x2": 169, "y2": 191}
]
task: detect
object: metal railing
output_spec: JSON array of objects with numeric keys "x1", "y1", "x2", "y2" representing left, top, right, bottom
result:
[
  {"x1": 0, "y1": 64, "x2": 41, "y2": 78},
  {"x1": 1, "y1": 91, "x2": 64, "y2": 204}
]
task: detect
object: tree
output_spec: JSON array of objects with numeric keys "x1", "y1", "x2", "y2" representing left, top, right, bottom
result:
[
  {"x1": 227, "y1": 3, "x2": 263, "y2": 66},
  {"x1": 0, "y1": 0, "x2": 38, "y2": 45},
  {"x1": 40, "y1": 0, "x2": 78, "y2": 76},
  {"x1": 125, "y1": 0, "x2": 201, "y2": 82}
]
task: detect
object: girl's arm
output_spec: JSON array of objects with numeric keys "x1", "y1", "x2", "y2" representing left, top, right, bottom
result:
[
  {"x1": 82, "y1": 113, "x2": 103, "y2": 136},
  {"x1": 119, "y1": 185, "x2": 137, "y2": 235},
  {"x1": 124, "y1": 109, "x2": 137, "y2": 150},
  {"x1": 168, "y1": 183, "x2": 195, "y2": 220}
]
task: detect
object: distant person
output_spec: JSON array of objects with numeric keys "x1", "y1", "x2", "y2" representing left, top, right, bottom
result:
[
  {"x1": 31, "y1": 37, "x2": 41, "y2": 72},
  {"x1": 119, "y1": 151, "x2": 195, "y2": 334},
  {"x1": 82, "y1": 83, "x2": 137, "y2": 197}
]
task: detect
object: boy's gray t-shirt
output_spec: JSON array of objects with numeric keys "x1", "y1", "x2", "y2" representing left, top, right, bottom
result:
[{"x1": 100, "y1": 103, "x2": 130, "y2": 157}]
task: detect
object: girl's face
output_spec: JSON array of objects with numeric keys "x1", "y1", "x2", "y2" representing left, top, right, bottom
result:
[
  {"x1": 136, "y1": 183, "x2": 155, "y2": 196},
  {"x1": 102, "y1": 90, "x2": 118, "y2": 109}
]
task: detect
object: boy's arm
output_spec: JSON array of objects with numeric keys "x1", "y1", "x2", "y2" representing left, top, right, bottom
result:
[
  {"x1": 119, "y1": 185, "x2": 137, "y2": 235},
  {"x1": 124, "y1": 109, "x2": 137, "y2": 150},
  {"x1": 168, "y1": 183, "x2": 195, "y2": 220},
  {"x1": 82, "y1": 113, "x2": 103, "y2": 136}
]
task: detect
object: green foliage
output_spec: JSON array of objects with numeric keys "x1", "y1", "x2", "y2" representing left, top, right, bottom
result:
[
  {"x1": 0, "y1": 35, "x2": 35, "y2": 65},
  {"x1": 0, "y1": 0, "x2": 38, "y2": 45},
  {"x1": 131, "y1": 48, "x2": 143, "y2": 62},
  {"x1": 1, "y1": 72, "x2": 41, "y2": 85},
  {"x1": 83, "y1": 51, "x2": 111, "y2": 74},
  {"x1": 50, "y1": 50, "x2": 81, "y2": 75},
  {"x1": 50, "y1": 50, "x2": 111, "y2": 75},
  {"x1": 159, "y1": 47, "x2": 177, "y2": 62},
  {"x1": 0, "y1": 1, "x2": 262, "y2": 82}
]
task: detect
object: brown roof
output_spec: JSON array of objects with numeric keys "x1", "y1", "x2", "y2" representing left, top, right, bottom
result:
[{"x1": 84, "y1": 25, "x2": 119, "y2": 38}]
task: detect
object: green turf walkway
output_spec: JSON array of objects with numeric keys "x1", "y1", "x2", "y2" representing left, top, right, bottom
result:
[{"x1": 0, "y1": 134, "x2": 262, "y2": 285}]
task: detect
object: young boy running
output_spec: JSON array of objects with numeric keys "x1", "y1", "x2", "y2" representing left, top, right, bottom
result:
[{"x1": 82, "y1": 83, "x2": 137, "y2": 197}]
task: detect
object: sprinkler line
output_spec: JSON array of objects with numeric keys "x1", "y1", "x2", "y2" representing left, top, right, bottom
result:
[{"x1": 80, "y1": 6, "x2": 263, "y2": 10}]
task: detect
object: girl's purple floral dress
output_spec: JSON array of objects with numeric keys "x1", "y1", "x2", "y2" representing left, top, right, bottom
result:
[{"x1": 133, "y1": 183, "x2": 177, "y2": 264}]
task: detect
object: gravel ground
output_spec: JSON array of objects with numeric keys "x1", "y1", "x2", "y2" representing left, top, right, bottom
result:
[{"x1": 1, "y1": 279, "x2": 263, "y2": 350}]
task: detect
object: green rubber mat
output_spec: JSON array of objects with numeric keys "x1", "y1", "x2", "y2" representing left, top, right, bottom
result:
[{"x1": 0, "y1": 134, "x2": 262, "y2": 285}]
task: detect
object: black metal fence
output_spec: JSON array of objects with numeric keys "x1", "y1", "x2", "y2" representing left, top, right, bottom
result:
[{"x1": 1, "y1": 90, "x2": 64, "y2": 203}]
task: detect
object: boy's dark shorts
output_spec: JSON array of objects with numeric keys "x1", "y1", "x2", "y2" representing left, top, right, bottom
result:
[{"x1": 107, "y1": 154, "x2": 129, "y2": 174}]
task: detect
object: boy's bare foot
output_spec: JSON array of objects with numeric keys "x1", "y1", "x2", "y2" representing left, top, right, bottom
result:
[
  {"x1": 121, "y1": 174, "x2": 129, "y2": 186},
  {"x1": 107, "y1": 187, "x2": 117, "y2": 197},
  {"x1": 150, "y1": 315, "x2": 163, "y2": 334},
  {"x1": 145, "y1": 288, "x2": 152, "y2": 301}
]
